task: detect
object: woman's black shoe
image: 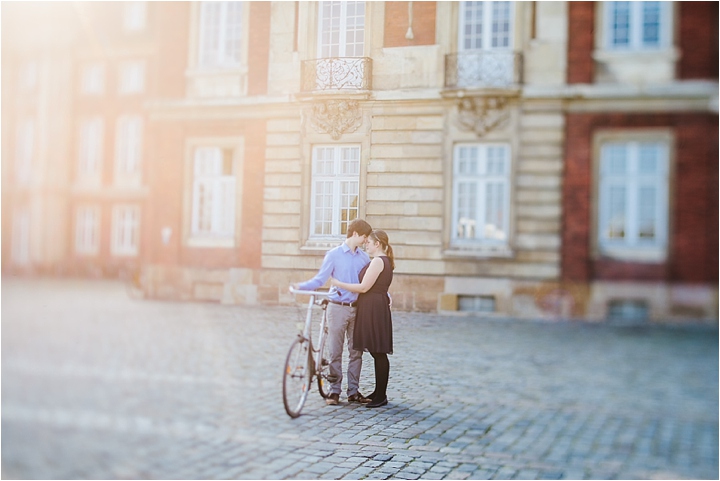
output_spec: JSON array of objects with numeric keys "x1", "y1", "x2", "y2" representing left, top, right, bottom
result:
[{"x1": 365, "y1": 397, "x2": 388, "y2": 408}]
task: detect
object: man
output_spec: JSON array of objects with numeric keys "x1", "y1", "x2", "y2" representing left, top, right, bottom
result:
[{"x1": 291, "y1": 219, "x2": 373, "y2": 406}]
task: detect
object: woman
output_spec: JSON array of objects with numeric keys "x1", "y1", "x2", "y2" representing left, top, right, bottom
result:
[{"x1": 332, "y1": 230, "x2": 395, "y2": 408}]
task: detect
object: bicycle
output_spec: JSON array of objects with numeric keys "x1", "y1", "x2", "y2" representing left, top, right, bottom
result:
[
  {"x1": 283, "y1": 287, "x2": 336, "y2": 418},
  {"x1": 120, "y1": 266, "x2": 145, "y2": 300}
]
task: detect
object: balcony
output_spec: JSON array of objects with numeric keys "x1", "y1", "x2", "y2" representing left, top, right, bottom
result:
[
  {"x1": 301, "y1": 57, "x2": 372, "y2": 92},
  {"x1": 445, "y1": 51, "x2": 523, "y2": 89}
]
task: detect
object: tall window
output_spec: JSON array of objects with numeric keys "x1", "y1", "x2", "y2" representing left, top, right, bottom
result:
[
  {"x1": 81, "y1": 63, "x2": 105, "y2": 95},
  {"x1": 198, "y1": 2, "x2": 243, "y2": 68},
  {"x1": 12, "y1": 206, "x2": 30, "y2": 265},
  {"x1": 75, "y1": 206, "x2": 100, "y2": 255},
  {"x1": 78, "y1": 117, "x2": 104, "y2": 180},
  {"x1": 605, "y1": 1, "x2": 669, "y2": 50},
  {"x1": 460, "y1": 1, "x2": 512, "y2": 50},
  {"x1": 15, "y1": 119, "x2": 34, "y2": 185},
  {"x1": 318, "y1": 1, "x2": 365, "y2": 57},
  {"x1": 115, "y1": 115, "x2": 143, "y2": 182},
  {"x1": 456, "y1": 1, "x2": 515, "y2": 87},
  {"x1": 598, "y1": 141, "x2": 669, "y2": 256},
  {"x1": 191, "y1": 147, "x2": 236, "y2": 238},
  {"x1": 310, "y1": 145, "x2": 360, "y2": 238},
  {"x1": 123, "y1": 2, "x2": 147, "y2": 31},
  {"x1": 452, "y1": 143, "x2": 511, "y2": 244},
  {"x1": 112, "y1": 205, "x2": 140, "y2": 256},
  {"x1": 118, "y1": 60, "x2": 145, "y2": 94}
]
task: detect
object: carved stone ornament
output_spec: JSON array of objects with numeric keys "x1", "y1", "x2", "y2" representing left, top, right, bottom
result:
[
  {"x1": 305, "y1": 99, "x2": 362, "y2": 140},
  {"x1": 456, "y1": 96, "x2": 510, "y2": 137}
]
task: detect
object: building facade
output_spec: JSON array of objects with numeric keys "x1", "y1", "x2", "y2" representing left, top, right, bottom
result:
[{"x1": 2, "y1": 1, "x2": 717, "y2": 322}]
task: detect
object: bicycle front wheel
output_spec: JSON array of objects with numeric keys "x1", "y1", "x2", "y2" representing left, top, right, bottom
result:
[{"x1": 282, "y1": 336, "x2": 312, "y2": 418}]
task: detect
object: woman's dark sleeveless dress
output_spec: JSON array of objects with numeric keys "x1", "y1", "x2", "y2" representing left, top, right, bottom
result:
[{"x1": 353, "y1": 256, "x2": 393, "y2": 354}]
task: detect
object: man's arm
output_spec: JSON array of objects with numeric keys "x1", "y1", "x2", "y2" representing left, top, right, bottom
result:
[{"x1": 296, "y1": 250, "x2": 334, "y2": 292}]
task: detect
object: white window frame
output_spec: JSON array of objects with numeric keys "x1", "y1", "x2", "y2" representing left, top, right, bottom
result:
[
  {"x1": 597, "y1": 139, "x2": 670, "y2": 262},
  {"x1": 458, "y1": 1, "x2": 513, "y2": 52},
  {"x1": 15, "y1": 119, "x2": 34, "y2": 185},
  {"x1": 75, "y1": 206, "x2": 100, "y2": 256},
  {"x1": 81, "y1": 63, "x2": 105, "y2": 95},
  {"x1": 114, "y1": 115, "x2": 143, "y2": 184},
  {"x1": 198, "y1": 1, "x2": 244, "y2": 69},
  {"x1": 190, "y1": 146, "x2": 237, "y2": 242},
  {"x1": 451, "y1": 143, "x2": 511, "y2": 247},
  {"x1": 603, "y1": 1, "x2": 671, "y2": 51},
  {"x1": 309, "y1": 145, "x2": 361, "y2": 239},
  {"x1": 118, "y1": 60, "x2": 145, "y2": 94},
  {"x1": 78, "y1": 117, "x2": 104, "y2": 181},
  {"x1": 111, "y1": 204, "x2": 140, "y2": 256},
  {"x1": 123, "y1": 1, "x2": 147, "y2": 32},
  {"x1": 12, "y1": 206, "x2": 31, "y2": 266},
  {"x1": 317, "y1": 1, "x2": 365, "y2": 58}
]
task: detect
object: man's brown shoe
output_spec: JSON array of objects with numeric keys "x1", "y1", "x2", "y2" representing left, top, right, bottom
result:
[
  {"x1": 325, "y1": 393, "x2": 340, "y2": 405},
  {"x1": 348, "y1": 392, "x2": 371, "y2": 404}
]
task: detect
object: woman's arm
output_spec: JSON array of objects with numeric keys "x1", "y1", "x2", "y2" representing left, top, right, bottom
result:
[{"x1": 332, "y1": 257, "x2": 384, "y2": 293}]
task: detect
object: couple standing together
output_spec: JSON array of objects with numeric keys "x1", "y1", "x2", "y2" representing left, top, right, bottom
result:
[{"x1": 291, "y1": 219, "x2": 395, "y2": 409}]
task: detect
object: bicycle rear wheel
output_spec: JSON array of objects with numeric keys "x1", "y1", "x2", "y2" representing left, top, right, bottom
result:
[
  {"x1": 282, "y1": 336, "x2": 312, "y2": 418},
  {"x1": 316, "y1": 326, "x2": 332, "y2": 399}
]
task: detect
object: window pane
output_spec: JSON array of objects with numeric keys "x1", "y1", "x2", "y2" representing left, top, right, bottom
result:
[
  {"x1": 642, "y1": 2, "x2": 661, "y2": 47},
  {"x1": 486, "y1": 146, "x2": 506, "y2": 175},
  {"x1": 638, "y1": 143, "x2": 660, "y2": 174},
  {"x1": 456, "y1": 182, "x2": 477, "y2": 239},
  {"x1": 313, "y1": 180, "x2": 334, "y2": 235},
  {"x1": 339, "y1": 181, "x2": 359, "y2": 235},
  {"x1": 637, "y1": 186, "x2": 657, "y2": 239},
  {"x1": 484, "y1": 182, "x2": 506, "y2": 240},
  {"x1": 457, "y1": 146, "x2": 479, "y2": 175},
  {"x1": 491, "y1": 2, "x2": 511, "y2": 48},
  {"x1": 607, "y1": 185, "x2": 626, "y2": 239},
  {"x1": 611, "y1": 2, "x2": 631, "y2": 47},
  {"x1": 604, "y1": 144, "x2": 627, "y2": 175}
]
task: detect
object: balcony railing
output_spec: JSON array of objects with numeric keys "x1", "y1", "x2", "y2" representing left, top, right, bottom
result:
[
  {"x1": 301, "y1": 57, "x2": 372, "y2": 92},
  {"x1": 445, "y1": 51, "x2": 523, "y2": 89}
]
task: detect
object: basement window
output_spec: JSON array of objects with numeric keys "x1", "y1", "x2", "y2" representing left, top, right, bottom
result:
[
  {"x1": 607, "y1": 299, "x2": 649, "y2": 321},
  {"x1": 458, "y1": 295, "x2": 496, "y2": 313}
]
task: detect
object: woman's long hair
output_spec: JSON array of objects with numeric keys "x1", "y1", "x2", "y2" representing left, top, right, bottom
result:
[{"x1": 369, "y1": 230, "x2": 395, "y2": 270}]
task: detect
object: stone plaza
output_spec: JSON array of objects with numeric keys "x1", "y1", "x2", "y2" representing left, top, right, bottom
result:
[{"x1": 2, "y1": 278, "x2": 718, "y2": 479}]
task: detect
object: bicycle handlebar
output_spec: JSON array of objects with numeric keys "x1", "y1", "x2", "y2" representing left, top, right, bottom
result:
[{"x1": 289, "y1": 287, "x2": 335, "y2": 298}]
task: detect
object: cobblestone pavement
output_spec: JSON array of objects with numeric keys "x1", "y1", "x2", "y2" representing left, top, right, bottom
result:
[{"x1": 2, "y1": 278, "x2": 718, "y2": 480}]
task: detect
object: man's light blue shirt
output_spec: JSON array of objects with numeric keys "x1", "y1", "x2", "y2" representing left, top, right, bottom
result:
[{"x1": 297, "y1": 242, "x2": 370, "y2": 303}]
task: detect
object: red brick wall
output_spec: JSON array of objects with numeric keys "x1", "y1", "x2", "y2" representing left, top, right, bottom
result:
[
  {"x1": 562, "y1": 113, "x2": 719, "y2": 284},
  {"x1": 567, "y1": 2, "x2": 595, "y2": 84},
  {"x1": 155, "y1": 3, "x2": 190, "y2": 99},
  {"x1": 148, "y1": 119, "x2": 266, "y2": 271},
  {"x1": 677, "y1": 2, "x2": 719, "y2": 80},
  {"x1": 384, "y1": 2, "x2": 436, "y2": 48},
  {"x1": 247, "y1": 2, "x2": 271, "y2": 95}
]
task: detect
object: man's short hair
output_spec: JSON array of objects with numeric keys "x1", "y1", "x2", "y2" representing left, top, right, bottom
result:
[{"x1": 346, "y1": 219, "x2": 372, "y2": 238}]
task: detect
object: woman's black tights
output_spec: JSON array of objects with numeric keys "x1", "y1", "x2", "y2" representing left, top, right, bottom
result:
[{"x1": 370, "y1": 352, "x2": 389, "y2": 400}]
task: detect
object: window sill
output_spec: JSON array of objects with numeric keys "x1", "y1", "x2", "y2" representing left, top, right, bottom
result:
[
  {"x1": 111, "y1": 250, "x2": 138, "y2": 257},
  {"x1": 187, "y1": 237, "x2": 235, "y2": 249},
  {"x1": 597, "y1": 246, "x2": 667, "y2": 263},
  {"x1": 592, "y1": 47, "x2": 680, "y2": 63},
  {"x1": 301, "y1": 238, "x2": 345, "y2": 253},
  {"x1": 443, "y1": 244, "x2": 514, "y2": 259}
]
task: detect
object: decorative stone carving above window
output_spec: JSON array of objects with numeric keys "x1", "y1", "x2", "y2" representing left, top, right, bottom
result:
[
  {"x1": 304, "y1": 99, "x2": 363, "y2": 140},
  {"x1": 456, "y1": 96, "x2": 510, "y2": 137}
]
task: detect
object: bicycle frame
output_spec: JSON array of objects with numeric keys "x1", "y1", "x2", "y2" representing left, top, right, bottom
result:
[{"x1": 290, "y1": 287, "x2": 331, "y2": 370}]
